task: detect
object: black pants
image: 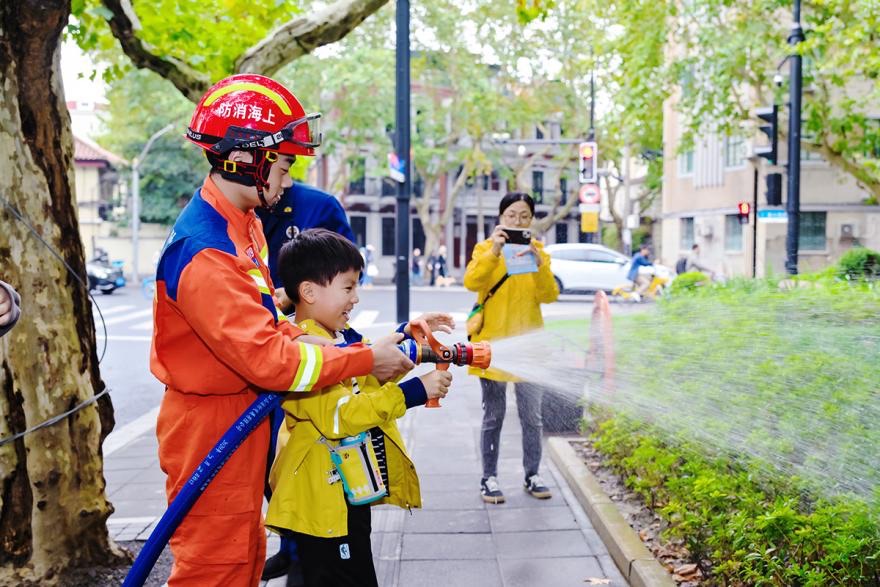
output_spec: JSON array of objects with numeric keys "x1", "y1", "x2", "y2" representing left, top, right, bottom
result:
[{"x1": 292, "y1": 502, "x2": 377, "y2": 587}]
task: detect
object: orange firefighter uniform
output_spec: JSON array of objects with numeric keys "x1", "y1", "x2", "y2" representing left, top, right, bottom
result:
[{"x1": 150, "y1": 176, "x2": 373, "y2": 586}]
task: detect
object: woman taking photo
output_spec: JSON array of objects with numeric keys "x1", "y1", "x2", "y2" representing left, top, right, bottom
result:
[{"x1": 463, "y1": 192, "x2": 559, "y2": 504}]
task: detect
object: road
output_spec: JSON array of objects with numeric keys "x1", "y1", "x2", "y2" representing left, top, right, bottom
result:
[{"x1": 93, "y1": 284, "x2": 602, "y2": 442}]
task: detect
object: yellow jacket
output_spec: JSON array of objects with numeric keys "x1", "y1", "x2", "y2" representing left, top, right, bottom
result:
[
  {"x1": 463, "y1": 238, "x2": 559, "y2": 381},
  {"x1": 265, "y1": 320, "x2": 422, "y2": 538}
]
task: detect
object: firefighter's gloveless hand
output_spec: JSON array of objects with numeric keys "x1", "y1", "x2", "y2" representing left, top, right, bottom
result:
[{"x1": 370, "y1": 333, "x2": 414, "y2": 383}]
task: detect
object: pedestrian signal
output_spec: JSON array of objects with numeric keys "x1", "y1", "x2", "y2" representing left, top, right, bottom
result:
[{"x1": 578, "y1": 141, "x2": 597, "y2": 184}]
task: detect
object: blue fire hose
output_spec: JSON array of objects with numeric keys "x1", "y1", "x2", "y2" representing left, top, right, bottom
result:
[{"x1": 122, "y1": 392, "x2": 282, "y2": 586}]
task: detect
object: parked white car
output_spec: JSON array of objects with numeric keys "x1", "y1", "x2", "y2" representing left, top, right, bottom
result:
[{"x1": 545, "y1": 243, "x2": 632, "y2": 293}]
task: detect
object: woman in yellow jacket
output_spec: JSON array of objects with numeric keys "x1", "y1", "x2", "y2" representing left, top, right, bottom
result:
[{"x1": 464, "y1": 192, "x2": 559, "y2": 504}]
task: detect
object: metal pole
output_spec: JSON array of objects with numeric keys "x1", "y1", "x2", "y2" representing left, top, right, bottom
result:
[
  {"x1": 131, "y1": 123, "x2": 173, "y2": 284},
  {"x1": 395, "y1": 0, "x2": 411, "y2": 323},
  {"x1": 622, "y1": 144, "x2": 632, "y2": 256},
  {"x1": 752, "y1": 166, "x2": 759, "y2": 278},
  {"x1": 785, "y1": 0, "x2": 803, "y2": 275},
  {"x1": 589, "y1": 56, "x2": 596, "y2": 141}
]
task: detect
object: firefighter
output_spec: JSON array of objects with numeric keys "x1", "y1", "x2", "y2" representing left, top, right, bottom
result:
[{"x1": 150, "y1": 73, "x2": 412, "y2": 586}]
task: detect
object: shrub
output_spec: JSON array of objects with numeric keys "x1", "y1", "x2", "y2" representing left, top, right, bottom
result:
[
  {"x1": 669, "y1": 271, "x2": 710, "y2": 295},
  {"x1": 837, "y1": 247, "x2": 880, "y2": 281}
]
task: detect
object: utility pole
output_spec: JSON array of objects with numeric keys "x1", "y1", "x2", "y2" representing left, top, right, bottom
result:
[
  {"x1": 131, "y1": 123, "x2": 173, "y2": 284},
  {"x1": 394, "y1": 0, "x2": 411, "y2": 323},
  {"x1": 785, "y1": 0, "x2": 804, "y2": 275},
  {"x1": 622, "y1": 144, "x2": 632, "y2": 256}
]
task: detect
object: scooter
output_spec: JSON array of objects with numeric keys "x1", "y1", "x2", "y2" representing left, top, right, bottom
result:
[
  {"x1": 86, "y1": 248, "x2": 126, "y2": 295},
  {"x1": 611, "y1": 265, "x2": 671, "y2": 302}
]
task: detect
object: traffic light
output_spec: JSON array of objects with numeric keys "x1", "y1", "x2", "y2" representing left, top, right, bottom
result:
[
  {"x1": 765, "y1": 172, "x2": 782, "y2": 206},
  {"x1": 578, "y1": 141, "x2": 597, "y2": 184},
  {"x1": 755, "y1": 105, "x2": 778, "y2": 165},
  {"x1": 737, "y1": 201, "x2": 751, "y2": 225}
]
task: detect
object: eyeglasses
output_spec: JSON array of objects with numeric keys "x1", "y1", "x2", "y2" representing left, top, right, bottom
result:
[{"x1": 502, "y1": 212, "x2": 533, "y2": 222}]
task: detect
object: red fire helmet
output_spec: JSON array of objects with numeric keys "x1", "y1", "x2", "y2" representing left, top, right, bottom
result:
[{"x1": 186, "y1": 73, "x2": 321, "y2": 157}]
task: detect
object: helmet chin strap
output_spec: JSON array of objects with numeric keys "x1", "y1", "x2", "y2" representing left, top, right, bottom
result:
[{"x1": 207, "y1": 150, "x2": 278, "y2": 210}]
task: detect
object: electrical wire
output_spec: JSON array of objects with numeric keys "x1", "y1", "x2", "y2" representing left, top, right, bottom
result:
[{"x1": 0, "y1": 193, "x2": 113, "y2": 446}]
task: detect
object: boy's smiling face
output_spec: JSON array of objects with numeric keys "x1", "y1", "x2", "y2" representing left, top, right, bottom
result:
[{"x1": 306, "y1": 269, "x2": 361, "y2": 334}]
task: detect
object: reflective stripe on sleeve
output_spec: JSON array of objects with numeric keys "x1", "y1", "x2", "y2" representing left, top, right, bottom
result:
[
  {"x1": 247, "y1": 268, "x2": 271, "y2": 295},
  {"x1": 289, "y1": 342, "x2": 323, "y2": 392}
]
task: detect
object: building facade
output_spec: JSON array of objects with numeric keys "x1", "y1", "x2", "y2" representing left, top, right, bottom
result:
[{"x1": 661, "y1": 103, "x2": 880, "y2": 277}]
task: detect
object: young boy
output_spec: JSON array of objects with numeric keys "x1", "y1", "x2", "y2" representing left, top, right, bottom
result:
[{"x1": 265, "y1": 229, "x2": 452, "y2": 586}]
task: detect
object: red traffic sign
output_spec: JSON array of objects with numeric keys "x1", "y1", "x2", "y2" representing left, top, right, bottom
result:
[{"x1": 578, "y1": 183, "x2": 600, "y2": 204}]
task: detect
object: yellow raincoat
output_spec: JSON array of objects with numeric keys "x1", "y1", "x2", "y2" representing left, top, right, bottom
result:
[
  {"x1": 463, "y1": 239, "x2": 559, "y2": 381},
  {"x1": 265, "y1": 320, "x2": 422, "y2": 538}
]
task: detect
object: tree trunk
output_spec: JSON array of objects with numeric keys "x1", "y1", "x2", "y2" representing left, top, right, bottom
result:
[{"x1": 0, "y1": 2, "x2": 126, "y2": 583}]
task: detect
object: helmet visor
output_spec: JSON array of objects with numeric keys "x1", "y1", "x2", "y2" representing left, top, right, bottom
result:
[{"x1": 280, "y1": 113, "x2": 322, "y2": 149}]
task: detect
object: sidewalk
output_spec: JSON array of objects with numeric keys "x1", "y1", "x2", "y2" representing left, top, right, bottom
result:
[{"x1": 104, "y1": 372, "x2": 627, "y2": 586}]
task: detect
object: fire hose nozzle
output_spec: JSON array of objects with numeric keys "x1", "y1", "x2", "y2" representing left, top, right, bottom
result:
[{"x1": 398, "y1": 319, "x2": 493, "y2": 408}]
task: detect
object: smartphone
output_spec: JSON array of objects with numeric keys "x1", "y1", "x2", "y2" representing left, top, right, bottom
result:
[{"x1": 504, "y1": 228, "x2": 532, "y2": 245}]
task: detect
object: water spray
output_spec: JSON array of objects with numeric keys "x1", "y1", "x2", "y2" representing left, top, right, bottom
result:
[{"x1": 397, "y1": 319, "x2": 491, "y2": 407}]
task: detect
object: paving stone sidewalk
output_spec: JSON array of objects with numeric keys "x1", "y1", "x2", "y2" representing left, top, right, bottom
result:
[{"x1": 105, "y1": 371, "x2": 627, "y2": 586}]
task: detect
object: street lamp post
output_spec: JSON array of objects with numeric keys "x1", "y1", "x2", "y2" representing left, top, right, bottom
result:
[
  {"x1": 395, "y1": 0, "x2": 411, "y2": 323},
  {"x1": 785, "y1": 0, "x2": 804, "y2": 275},
  {"x1": 131, "y1": 123, "x2": 173, "y2": 284}
]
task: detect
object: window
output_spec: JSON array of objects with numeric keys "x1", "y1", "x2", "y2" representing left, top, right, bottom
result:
[
  {"x1": 350, "y1": 216, "x2": 367, "y2": 248},
  {"x1": 535, "y1": 125, "x2": 544, "y2": 139},
  {"x1": 559, "y1": 177, "x2": 568, "y2": 205},
  {"x1": 412, "y1": 217, "x2": 425, "y2": 252},
  {"x1": 555, "y1": 222, "x2": 568, "y2": 243},
  {"x1": 587, "y1": 251, "x2": 622, "y2": 264},
  {"x1": 532, "y1": 170, "x2": 544, "y2": 203},
  {"x1": 725, "y1": 214, "x2": 743, "y2": 251},
  {"x1": 799, "y1": 212, "x2": 826, "y2": 250},
  {"x1": 678, "y1": 150, "x2": 694, "y2": 176},
  {"x1": 347, "y1": 157, "x2": 365, "y2": 194},
  {"x1": 681, "y1": 217, "x2": 695, "y2": 249},
  {"x1": 381, "y1": 217, "x2": 395, "y2": 256},
  {"x1": 724, "y1": 136, "x2": 747, "y2": 168}
]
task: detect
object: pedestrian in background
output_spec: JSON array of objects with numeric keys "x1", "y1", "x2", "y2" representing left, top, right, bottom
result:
[
  {"x1": 411, "y1": 248, "x2": 423, "y2": 286},
  {"x1": 463, "y1": 192, "x2": 559, "y2": 505},
  {"x1": 0, "y1": 280, "x2": 21, "y2": 337}
]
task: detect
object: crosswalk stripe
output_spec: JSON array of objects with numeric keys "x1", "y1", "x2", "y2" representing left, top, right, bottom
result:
[
  {"x1": 132, "y1": 321, "x2": 154, "y2": 331},
  {"x1": 92, "y1": 304, "x2": 135, "y2": 317},
  {"x1": 349, "y1": 310, "x2": 379, "y2": 329},
  {"x1": 101, "y1": 308, "x2": 153, "y2": 326}
]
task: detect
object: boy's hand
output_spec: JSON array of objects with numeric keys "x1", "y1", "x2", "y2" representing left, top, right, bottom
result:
[
  {"x1": 405, "y1": 312, "x2": 455, "y2": 336},
  {"x1": 371, "y1": 333, "x2": 414, "y2": 383},
  {"x1": 420, "y1": 370, "x2": 452, "y2": 401}
]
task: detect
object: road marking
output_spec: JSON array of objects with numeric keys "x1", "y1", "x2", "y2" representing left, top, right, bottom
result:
[
  {"x1": 102, "y1": 308, "x2": 153, "y2": 326},
  {"x1": 107, "y1": 516, "x2": 158, "y2": 526},
  {"x1": 93, "y1": 304, "x2": 135, "y2": 317},
  {"x1": 349, "y1": 310, "x2": 379, "y2": 329},
  {"x1": 103, "y1": 406, "x2": 160, "y2": 456},
  {"x1": 132, "y1": 320, "x2": 154, "y2": 331},
  {"x1": 99, "y1": 335, "x2": 152, "y2": 342}
]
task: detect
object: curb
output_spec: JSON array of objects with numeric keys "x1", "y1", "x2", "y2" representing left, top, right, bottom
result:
[{"x1": 548, "y1": 436, "x2": 674, "y2": 587}]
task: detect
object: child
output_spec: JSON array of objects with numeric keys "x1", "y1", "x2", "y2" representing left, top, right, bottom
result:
[{"x1": 265, "y1": 229, "x2": 452, "y2": 586}]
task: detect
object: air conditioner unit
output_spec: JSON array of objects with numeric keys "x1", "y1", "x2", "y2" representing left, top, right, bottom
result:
[
  {"x1": 697, "y1": 224, "x2": 714, "y2": 238},
  {"x1": 840, "y1": 224, "x2": 858, "y2": 238}
]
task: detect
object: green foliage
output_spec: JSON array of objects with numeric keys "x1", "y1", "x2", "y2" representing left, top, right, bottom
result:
[
  {"x1": 98, "y1": 69, "x2": 206, "y2": 225},
  {"x1": 669, "y1": 270, "x2": 709, "y2": 295},
  {"x1": 69, "y1": 0, "x2": 303, "y2": 82},
  {"x1": 836, "y1": 247, "x2": 880, "y2": 281},
  {"x1": 589, "y1": 414, "x2": 880, "y2": 585}
]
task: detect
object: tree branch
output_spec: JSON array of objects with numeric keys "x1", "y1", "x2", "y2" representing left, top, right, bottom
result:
[
  {"x1": 235, "y1": 0, "x2": 389, "y2": 76},
  {"x1": 101, "y1": 0, "x2": 211, "y2": 102}
]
